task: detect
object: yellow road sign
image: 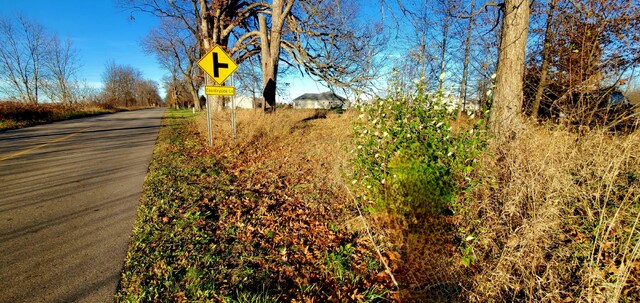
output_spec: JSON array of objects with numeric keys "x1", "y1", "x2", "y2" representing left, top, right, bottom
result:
[
  {"x1": 205, "y1": 86, "x2": 235, "y2": 96},
  {"x1": 198, "y1": 45, "x2": 238, "y2": 85}
]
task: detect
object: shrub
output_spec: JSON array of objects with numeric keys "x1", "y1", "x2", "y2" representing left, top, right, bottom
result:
[{"x1": 350, "y1": 87, "x2": 486, "y2": 219}]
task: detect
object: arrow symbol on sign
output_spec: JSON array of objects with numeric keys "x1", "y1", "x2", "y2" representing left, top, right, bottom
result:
[{"x1": 212, "y1": 53, "x2": 228, "y2": 78}]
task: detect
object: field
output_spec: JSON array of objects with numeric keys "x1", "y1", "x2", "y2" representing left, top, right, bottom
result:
[
  {"x1": 117, "y1": 107, "x2": 640, "y2": 302},
  {"x1": 0, "y1": 102, "x2": 127, "y2": 131}
]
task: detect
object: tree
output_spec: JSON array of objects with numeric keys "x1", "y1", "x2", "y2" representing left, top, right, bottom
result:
[
  {"x1": 102, "y1": 62, "x2": 153, "y2": 107},
  {"x1": 256, "y1": 0, "x2": 294, "y2": 111},
  {"x1": 124, "y1": 0, "x2": 384, "y2": 112},
  {"x1": 121, "y1": 0, "x2": 262, "y2": 111},
  {"x1": 42, "y1": 34, "x2": 81, "y2": 104},
  {"x1": 258, "y1": 0, "x2": 386, "y2": 110},
  {"x1": 489, "y1": 0, "x2": 530, "y2": 133},
  {"x1": 392, "y1": 0, "x2": 455, "y2": 91},
  {"x1": 143, "y1": 18, "x2": 202, "y2": 110},
  {"x1": 524, "y1": 0, "x2": 640, "y2": 125},
  {"x1": 163, "y1": 75, "x2": 194, "y2": 108},
  {"x1": 135, "y1": 80, "x2": 162, "y2": 107},
  {"x1": 0, "y1": 16, "x2": 47, "y2": 103},
  {"x1": 527, "y1": 0, "x2": 556, "y2": 118},
  {"x1": 458, "y1": 1, "x2": 476, "y2": 112},
  {"x1": 235, "y1": 55, "x2": 263, "y2": 109}
]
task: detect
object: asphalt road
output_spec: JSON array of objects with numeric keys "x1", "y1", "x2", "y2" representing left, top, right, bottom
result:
[{"x1": 0, "y1": 108, "x2": 165, "y2": 303}]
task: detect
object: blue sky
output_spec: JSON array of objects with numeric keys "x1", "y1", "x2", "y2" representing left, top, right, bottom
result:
[
  {"x1": 0, "y1": 0, "x2": 328, "y2": 100},
  {"x1": 1, "y1": 0, "x2": 164, "y2": 90}
]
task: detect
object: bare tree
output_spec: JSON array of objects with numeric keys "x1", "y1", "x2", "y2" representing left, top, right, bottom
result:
[
  {"x1": 163, "y1": 75, "x2": 194, "y2": 108},
  {"x1": 458, "y1": 1, "x2": 476, "y2": 112},
  {"x1": 135, "y1": 79, "x2": 162, "y2": 107},
  {"x1": 124, "y1": 0, "x2": 385, "y2": 112},
  {"x1": 0, "y1": 16, "x2": 47, "y2": 103},
  {"x1": 235, "y1": 55, "x2": 263, "y2": 109},
  {"x1": 143, "y1": 18, "x2": 201, "y2": 110},
  {"x1": 524, "y1": 0, "x2": 640, "y2": 125},
  {"x1": 120, "y1": 0, "x2": 262, "y2": 111},
  {"x1": 526, "y1": 0, "x2": 556, "y2": 118},
  {"x1": 102, "y1": 62, "x2": 146, "y2": 107},
  {"x1": 256, "y1": 0, "x2": 294, "y2": 112},
  {"x1": 42, "y1": 34, "x2": 81, "y2": 104},
  {"x1": 250, "y1": 0, "x2": 386, "y2": 110}
]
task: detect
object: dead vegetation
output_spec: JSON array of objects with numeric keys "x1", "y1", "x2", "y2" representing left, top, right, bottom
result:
[
  {"x1": 459, "y1": 123, "x2": 640, "y2": 302},
  {"x1": 119, "y1": 108, "x2": 638, "y2": 302},
  {"x1": 0, "y1": 101, "x2": 122, "y2": 130},
  {"x1": 196, "y1": 109, "x2": 395, "y2": 301},
  {"x1": 202, "y1": 109, "x2": 639, "y2": 302}
]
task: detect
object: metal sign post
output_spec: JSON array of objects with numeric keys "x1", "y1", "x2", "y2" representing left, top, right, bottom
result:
[
  {"x1": 197, "y1": 45, "x2": 239, "y2": 147},
  {"x1": 206, "y1": 76, "x2": 213, "y2": 146},
  {"x1": 231, "y1": 74, "x2": 236, "y2": 142}
]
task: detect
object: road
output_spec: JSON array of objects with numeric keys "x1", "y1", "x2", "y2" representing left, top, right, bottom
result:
[{"x1": 0, "y1": 108, "x2": 165, "y2": 303}]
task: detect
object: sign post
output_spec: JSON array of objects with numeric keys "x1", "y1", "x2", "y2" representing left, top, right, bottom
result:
[
  {"x1": 205, "y1": 78, "x2": 213, "y2": 146},
  {"x1": 197, "y1": 45, "x2": 238, "y2": 146},
  {"x1": 231, "y1": 74, "x2": 236, "y2": 142}
]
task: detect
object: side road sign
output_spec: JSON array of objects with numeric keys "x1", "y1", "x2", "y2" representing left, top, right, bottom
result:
[
  {"x1": 205, "y1": 86, "x2": 235, "y2": 96},
  {"x1": 198, "y1": 45, "x2": 238, "y2": 85}
]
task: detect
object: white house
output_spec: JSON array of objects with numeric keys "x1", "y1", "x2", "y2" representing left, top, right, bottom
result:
[
  {"x1": 291, "y1": 92, "x2": 346, "y2": 109},
  {"x1": 225, "y1": 96, "x2": 263, "y2": 109}
]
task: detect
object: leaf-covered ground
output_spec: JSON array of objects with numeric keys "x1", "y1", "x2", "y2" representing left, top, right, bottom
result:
[{"x1": 116, "y1": 109, "x2": 395, "y2": 302}]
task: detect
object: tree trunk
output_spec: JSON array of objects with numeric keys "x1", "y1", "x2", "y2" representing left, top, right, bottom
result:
[
  {"x1": 188, "y1": 62, "x2": 202, "y2": 111},
  {"x1": 258, "y1": 0, "x2": 294, "y2": 113},
  {"x1": 530, "y1": 0, "x2": 556, "y2": 119},
  {"x1": 490, "y1": 0, "x2": 530, "y2": 134},
  {"x1": 259, "y1": 14, "x2": 277, "y2": 112},
  {"x1": 189, "y1": 86, "x2": 201, "y2": 110},
  {"x1": 459, "y1": 1, "x2": 475, "y2": 114},
  {"x1": 437, "y1": 22, "x2": 449, "y2": 91}
]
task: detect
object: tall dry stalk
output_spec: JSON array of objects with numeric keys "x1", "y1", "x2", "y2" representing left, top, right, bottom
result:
[{"x1": 462, "y1": 123, "x2": 640, "y2": 302}]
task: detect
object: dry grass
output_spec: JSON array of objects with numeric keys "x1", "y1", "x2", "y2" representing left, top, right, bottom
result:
[
  {"x1": 199, "y1": 108, "x2": 355, "y2": 191},
  {"x1": 0, "y1": 101, "x2": 121, "y2": 130},
  {"x1": 194, "y1": 109, "x2": 639, "y2": 302},
  {"x1": 461, "y1": 123, "x2": 640, "y2": 302}
]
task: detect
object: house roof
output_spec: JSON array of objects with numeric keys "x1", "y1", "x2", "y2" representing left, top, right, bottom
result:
[{"x1": 292, "y1": 92, "x2": 346, "y2": 102}]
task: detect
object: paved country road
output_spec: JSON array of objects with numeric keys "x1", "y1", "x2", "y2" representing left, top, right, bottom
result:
[{"x1": 0, "y1": 108, "x2": 165, "y2": 303}]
